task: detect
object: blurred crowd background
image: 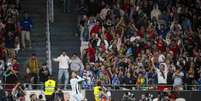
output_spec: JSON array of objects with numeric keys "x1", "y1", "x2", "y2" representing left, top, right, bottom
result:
[
  {"x1": 79, "y1": 0, "x2": 201, "y2": 91},
  {"x1": 0, "y1": 0, "x2": 201, "y2": 100}
]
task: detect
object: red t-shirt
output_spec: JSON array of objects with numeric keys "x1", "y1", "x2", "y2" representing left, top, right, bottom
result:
[
  {"x1": 156, "y1": 39, "x2": 165, "y2": 52},
  {"x1": 147, "y1": 30, "x2": 155, "y2": 39},
  {"x1": 86, "y1": 47, "x2": 96, "y2": 62},
  {"x1": 90, "y1": 25, "x2": 101, "y2": 37},
  {"x1": 137, "y1": 31, "x2": 144, "y2": 38},
  {"x1": 12, "y1": 63, "x2": 19, "y2": 72},
  {"x1": 169, "y1": 44, "x2": 179, "y2": 55},
  {"x1": 104, "y1": 32, "x2": 113, "y2": 42},
  {"x1": 99, "y1": 43, "x2": 106, "y2": 52},
  {"x1": 122, "y1": 3, "x2": 131, "y2": 13}
]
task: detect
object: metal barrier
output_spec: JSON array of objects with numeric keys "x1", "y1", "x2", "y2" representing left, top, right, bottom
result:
[
  {"x1": 1, "y1": 83, "x2": 200, "y2": 100},
  {"x1": 85, "y1": 90, "x2": 201, "y2": 101},
  {"x1": 1, "y1": 83, "x2": 201, "y2": 91}
]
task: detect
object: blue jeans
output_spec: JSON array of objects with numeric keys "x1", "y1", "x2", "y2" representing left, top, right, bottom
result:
[{"x1": 58, "y1": 69, "x2": 69, "y2": 89}]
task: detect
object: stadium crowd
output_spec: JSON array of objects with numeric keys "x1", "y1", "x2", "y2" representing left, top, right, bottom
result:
[
  {"x1": 79, "y1": 0, "x2": 201, "y2": 91},
  {"x1": 0, "y1": 0, "x2": 201, "y2": 100},
  {"x1": 0, "y1": 0, "x2": 200, "y2": 100},
  {"x1": 0, "y1": 0, "x2": 22, "y2": 87}
]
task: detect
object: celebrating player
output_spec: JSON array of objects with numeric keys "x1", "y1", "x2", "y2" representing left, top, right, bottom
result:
[{"x1": 70, "y1": 72, "x2": 85, "y2": 101}]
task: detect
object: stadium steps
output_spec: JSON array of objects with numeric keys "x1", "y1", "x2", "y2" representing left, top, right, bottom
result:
[
  {"x1": 50, "y1": 0, "x2": 80, "y2": 77},
  {"x1": 17, "y1": 0, "x2": 47, "y2": 81}
]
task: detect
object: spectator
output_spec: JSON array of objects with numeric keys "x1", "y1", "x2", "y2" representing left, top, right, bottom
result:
[
  {"x1": 0, "y1": 45, "x2": 6, "y2": 61},
  {"x1": 11, "y1": 58, "x2": 19, "y2": 77},
  {"x1": 3, "y1": 64, "x2": 18, "y2": 92},
  {"x1": 11, "y1": 83, "x2": 25, "y2": 101},
  {"x1": 0, "y1": 59, "x2": 5, "y2": 77},
  {"x1": 146, "y1": 68, "x2": 157, "y2": 85},
  {"x1": 79, "y1": 15, "x2": 89, "y2": 41},
  {"x1": 0, "y1": 0, "x2": 200, "y2": 94},
  {"x1": 1, "y1": 90, "x2": 15, "y2": 101},
  {"x1": 82, "y1": 63, "x2": 94, "y2": 89},
  {"x1": 136, "y1": 72, "x2": 146, "y2": 90},
  {"x1": 20, "y1": 12, "x2": 32, "y2": 49},
  {"x1": 99, "y1": 65, "x2": 111, "y2": 84},
  {"x1": 53, "y1": 51, "x2": 71, "y2": 89},
  {"x1": 85, "y1": 43, "x2": 96, "y2": 62},
  {"x1": 70, "y1": 53, "x2": 84, "y2": 73},
  {"x1": 112, "y1": 73, "x2": 120, "y2": 87},
  {"x1": 4, "y1": 31, "x2": 16, "y2": 57},
  {"x1": 197, "y1": 74, "x2": 201, "y2": 91},
  {"x1": 39, "y1": 63, "x2": 50, "y2": 89},
  {"x1": 123, "y1": 72, "x2": 135, "y2": 85},
  {"x1": 173, "y1": 67, "x2": 184, "y2": 90},
  {"x1": 25, "y1": 54, "x2": 41, "y2": 89}
]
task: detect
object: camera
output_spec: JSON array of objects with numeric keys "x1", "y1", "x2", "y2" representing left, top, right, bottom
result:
[{"x1": 121, "y1": 92, "x2": 136, "y2": 101}]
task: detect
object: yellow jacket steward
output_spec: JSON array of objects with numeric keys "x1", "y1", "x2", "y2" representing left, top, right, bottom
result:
[
  {"x1": 44, "y1": 79, "x2": 56, "y2": 95},
  {"x1": 93, "y1": 86, "x2": 101, "y2": 101}
]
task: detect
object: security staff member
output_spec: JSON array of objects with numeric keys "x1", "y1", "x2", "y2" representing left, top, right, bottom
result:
[
  {"x1": 44, "y1": 75, "x2": 56, "y2": 101},
  {"x1": 93, "y1": 81, "x2": 102, "y2": 101}
]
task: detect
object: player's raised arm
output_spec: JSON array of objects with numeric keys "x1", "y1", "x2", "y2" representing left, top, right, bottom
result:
[{"x1": 76, "y1": 75, "x2": 85, "y2": 82}]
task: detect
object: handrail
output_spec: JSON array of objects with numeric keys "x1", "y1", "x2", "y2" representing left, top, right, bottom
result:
[
  {"x1": 1, "y1": 83, "x2": 201, "y2": 91},
  {"x1": 46, "y1": 0, "x2": 52, "y2": 74},
  {"x1": 1, "y1": 84, "x2": 201, "y2": 87}
]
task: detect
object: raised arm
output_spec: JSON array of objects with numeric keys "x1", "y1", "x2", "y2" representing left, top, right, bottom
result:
[
  {"x1": 77, "y1": 75, "x2": 85, "y2": 82},
  {"x1": 53, "y1": 56, "x2": 61, "y2": 62},
  {"x1": 151, "y1": 56, "x2": 159, "y2": 72}
]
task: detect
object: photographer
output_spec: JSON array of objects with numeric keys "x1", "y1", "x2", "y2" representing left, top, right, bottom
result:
[
  {"x1": 29, "y1": 94, "x2": 38, "y2": 101},
  {"x1": 54, "y1": 89, "x2": 64, "y2": 101},
  {"x1": 11, "y1": 83, "x2": 25, "y2": 101},
  {"x1": 100, "y1": 87, "x2": 111, "y2": 101},
  {"x1": 121, "y1": 92, "x2": 136, "y2": 101}
]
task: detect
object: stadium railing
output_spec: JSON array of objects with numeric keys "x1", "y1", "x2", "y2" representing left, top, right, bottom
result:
[{"x1": 1, "y1": 84, "x2": 201, "y2": 91}]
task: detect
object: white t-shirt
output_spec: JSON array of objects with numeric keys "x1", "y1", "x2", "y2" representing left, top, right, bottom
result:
[
  {"x1": 54, "y1": 55, "x2": 71, "y2": 69},
  {"x1": 158, "y1": 54, "x2": 165, "y2": 63},
  {"x1": 156, "y1": 63, "x2": 168, "y2": 84},
  {"x1": 151, "y1": 8, "x2": 161, "y2": 20}
]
